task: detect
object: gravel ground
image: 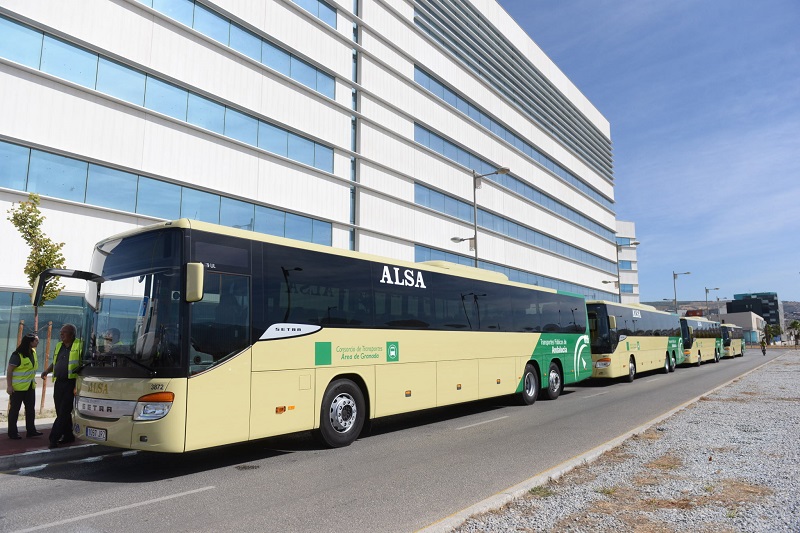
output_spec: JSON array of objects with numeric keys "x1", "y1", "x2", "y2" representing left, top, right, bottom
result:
[{"x1": 453, "y1": 349, "x2": 800, "y2": 533}]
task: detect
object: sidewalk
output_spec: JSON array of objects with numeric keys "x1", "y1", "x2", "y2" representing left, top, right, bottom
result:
[{"x1": 1, "y1": 377, "x2": 110, "y2": 470}]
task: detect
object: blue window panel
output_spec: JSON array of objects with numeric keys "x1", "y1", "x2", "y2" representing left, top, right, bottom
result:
[
  {"x1": 428, "y1": 189, "x2": 445, "y2": 213},
  {"x1": 414, "y1": 67, "x2": 429, "y2": 89},
  {"x1": 285, "y1": 212, "x2": 313, "y2": 242},
  {"x1": 153, "y1": 0, "x2": 194, "y2": 27},
  {"x1": 443, "y1": 196, "x2": 459, "y2": 218},
  {"x1": 457, "y1": 201, "x2": 473, "y2": 223},
  {"x1": 442, "y1": 88, "x2": 457, "y2": 108},
  {"x1": 314, "y1": 144, "x2": 334, "y2": 172},
  {"x1": 619, "y1": 260, "x2": 633, "y2": 270},
  {"x1": 290, "y1": 56, "x2": 317, "y2": 90},
  {"x1": 490, "y1": 121, "x2": 503, "y2": 137},
  {"x1": 456, "y1": 97, "x2": 469, "y2": 115},
  {"x1": 288, "y1": 134, "x2": 315, "y2": 167},
  {"x1": 136, "y1": 176, "x2": 180, "y2": 219},
  {"x1": 224, "y1": 108, "x2": 258, "y2": 145},
  {"x1": 319, "y1": 1, "x2": 337, "y2": 28},
  {"x1": 312, "y1": 219, "x2": 332, "y2": 245},
  {"x1": 0, "y1": 141, "x2": 30, "y2": 191},
  {"x1": 620, "y1": 284, "x2": 634, "y2": 294},
  {"x1": 443, "y1": 140, "x2": 458, "y2": 162},
  {"x1": 229, "y1": 23, "x2": 261, "y2": 62},
  {"x1": 258, "y1": 122, "x2": 289, "y2": 157},
  {"x1": 414, "y1": 184, "x2": 429, "y2": 206},
  {"x1": 429, "y1": 78, "x2": 444, "y2": 100},
  {"x1": 220, "y1": 197, "x2": 255, "y2": 231},
  {"x1": 40, "y1": 36, "x2": 98, "y2": 89},
  {"x1": 294, "y1": 0, "x2": 319, "y2": 17},
  {"x1": 254, "y1": 206, "x2": 285, "y2": 236},
  {"x1": 145, "y1": 77, "x2": 188, "y2": 121},
  {"x1": 262, "y1": 41, "x2": 290, "y2": 76},
  {"x1": 181, "y1": 188, "x2": 220, "y2": 223},
  {"x1": 85, "y1": 164, "x2": 137, "y2": 212},
  {"x1": 467, "y1": 104, "x2": 481, "y2": 123},
  {"x1": 479, "y1": 113, "x2": 491, "y2": 129},
  {"x1": 0, "y1": 17, "x2": 43, "y2": 69},
  {"x1": 96, "y1": 58, "x2": 145, "y2": 106},
  {"x1": 187, "y1": 93, "x2": 225, "y2": 134},
  {"x1": 428, "y1": 133, "x2": 444, "y2": 155},
  {"x1": 192, "y1": 3, "x2": 230, "y2": 45},
  {"x1": 27, "y1": 150, "x2": 87, "y2": 203},
  {"x1": 414, "y1": 124, "x2": 429, "y2": 146},
  {"x1": 456, "y1": 147, "x2": 470, "y2": 168},
  {"x1": 468, "y1": 153, "x2": 484, "y2": 174},
  {"x1": 316, "y1": 70, "x2": 335, "y2": 99}
]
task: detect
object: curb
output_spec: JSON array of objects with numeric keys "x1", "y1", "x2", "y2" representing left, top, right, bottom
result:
[
  {"x1": 0, "y1": 442, "x2": 118, "y2": 471},
  {"x1": 417, "y1": 354, "x2": 782, "y2": 533}
]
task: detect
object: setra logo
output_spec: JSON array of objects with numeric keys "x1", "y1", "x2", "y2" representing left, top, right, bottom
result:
[{"x1": 386, "y1": 341, "x2": 399, "y2": 362}]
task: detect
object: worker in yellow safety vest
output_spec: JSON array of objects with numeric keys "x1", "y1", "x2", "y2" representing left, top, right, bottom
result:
[
  {"x1": 6, "y1": 333, "x2": 44, "y2": 439},
  {"x1": 41, "y1": 324, "x2": 83, "y2": 448}
]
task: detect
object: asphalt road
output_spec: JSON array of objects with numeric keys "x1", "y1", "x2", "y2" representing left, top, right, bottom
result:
[{"x1": 0, "y1": 350, "x2": 775, "y2": 533}]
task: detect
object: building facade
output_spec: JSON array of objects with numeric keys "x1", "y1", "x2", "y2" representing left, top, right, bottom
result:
[
  {"x1": 0, "y1": 0, "x2": 616, "y2": 367},
  {"x1": 615, "y1": 220, "x2": 638, "y2": 304},
  {"x1": 727, "y1": 293, "x2": 784, "y2": 338}
]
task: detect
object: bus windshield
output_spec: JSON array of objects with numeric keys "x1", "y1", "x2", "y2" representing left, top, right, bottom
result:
[
  {"x1": 587, "y1": 304, "x2": 617, "y2": 354},
  {"x1": 81, "y1": 229, "x2": 185, "y2": 378}
]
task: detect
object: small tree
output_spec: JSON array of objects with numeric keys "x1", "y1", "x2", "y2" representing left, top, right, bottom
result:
[{"x1": 7, "y1": 193, "x2": 66, "y2": 332}]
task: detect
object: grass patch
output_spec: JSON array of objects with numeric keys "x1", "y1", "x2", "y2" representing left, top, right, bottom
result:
[{"x1": 528, "y1": 485, "x2": 554, "y2": 498}]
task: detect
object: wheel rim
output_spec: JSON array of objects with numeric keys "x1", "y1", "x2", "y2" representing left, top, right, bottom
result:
[
  {"x1": 549, "y1": 369, "x2": 561, "y2": 393},
  {"x1": 524, "y1": 372, "x2": 535, "y2": 397},
  {"x1": 629, "y1": 360, "x2": 635, "y2": 379},
  {"x1": 329, "y1": 392, "x2": 357, "y2": 433},
  {"x1": 665, "y1": 357, "x2": 669, "y2": 371},
  {"x1": 671, "y1": 355, "x2": 676, "y2": 369}
]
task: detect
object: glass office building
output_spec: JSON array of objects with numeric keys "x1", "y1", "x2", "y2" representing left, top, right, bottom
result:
[{"x1": 0, "y1": 0, "x2": 617, "y2": 367}]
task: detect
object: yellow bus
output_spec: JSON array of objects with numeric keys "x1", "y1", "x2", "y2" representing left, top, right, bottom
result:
[
  {"x1": 680, "y1": 316, "x2": 723, "y2": 366},
  {"x1": 33, "y1": 219, "x2": 592, "y2": 452},
  {"x1": 587, "y1": 302, "x2": 682, "y2": 381},
  {"x1": 721, "y1": 323, "x2": 745, "y2": 358}
]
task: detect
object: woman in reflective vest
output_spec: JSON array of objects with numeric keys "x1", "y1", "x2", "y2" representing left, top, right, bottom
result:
[{"x1": 5, "y1": 333, "x2": 44, "y2": 439}]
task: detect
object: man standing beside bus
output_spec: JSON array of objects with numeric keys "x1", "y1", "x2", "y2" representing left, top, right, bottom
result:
[{"x1": 41, "y1": 324, "x2": 81, "y2": 448}]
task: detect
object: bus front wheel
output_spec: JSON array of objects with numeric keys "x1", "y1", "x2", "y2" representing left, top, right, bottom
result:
[
  {"x1": 662, "y1": 353, "x2": 670, "y2": 374},
  {"x1": 517, "y1": 364, "x2": 539, "y2": 405},
  {"x1": 543, "y1": 362, "x2": 562, "y2": 400},
  {"x1": 627, "y1": 357, "x2": 636, "y2": 382},
  {"x1": 318, "y1": 379, "x2": 366, "y2": 448},
  {"x1": 669, "y1": 352, "x2": 677, "y2": 372}
]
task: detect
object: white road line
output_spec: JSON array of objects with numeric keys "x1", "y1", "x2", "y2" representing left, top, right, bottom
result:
[
  {"x1": 11, "y1": 486, "x2": 215, "y2": 532},
  {"x1": 456, "y1": 416, "x2": 508, "y2": 430},
  {"x1": 643, "y1": 378, "x2": 661, "y2": 383},
  {"x1": 581, "y1": 391, "x2": 609, "y2": 399}
]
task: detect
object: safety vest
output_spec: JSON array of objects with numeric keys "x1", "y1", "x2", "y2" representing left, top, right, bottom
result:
[
  {"x1": 53, "y1": 340, "x2": 82, "y2": 381},
  {"x1": 11, "y1": 349, "x2": 37, "y2": 392}
]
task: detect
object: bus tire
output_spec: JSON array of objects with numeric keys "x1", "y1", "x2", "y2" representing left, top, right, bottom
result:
[
  {"x1": 543, "y1": 362, "x2": 562, "y2": 400},
  {"x1": 669, "y1": 351, "x2": 677, "y2": 372},
  {"x1": 662, "y1": 353, "x2": 670, "y2": 374},
  {"x1": 626, "y1": 357, "x2": 636, "y2": 382},
  {"x1": 517, "y1": 364, "x2": 539, "y2": 405},
  {"x1": 714, "y1": 349, "x2": 720, "y2": 363},
  {"x1": 696, "y1": 352, "x2": 702, "y2": 367},
  {"x1": 318, "y1": 378, "x2": 366, "y2": 448}
]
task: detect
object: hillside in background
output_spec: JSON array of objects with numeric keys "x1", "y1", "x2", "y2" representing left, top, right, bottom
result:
[{"x1": 642, "y1": 300, "x2": 800, "y2": 324}]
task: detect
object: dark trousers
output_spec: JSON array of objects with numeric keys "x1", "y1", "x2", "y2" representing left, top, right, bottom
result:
[
  {"x1": 8, "y1": 387, "x2": 37, "y2": 437},
  {"x1": 51, "y1": 378, "x2": 76, "y2": 445}
]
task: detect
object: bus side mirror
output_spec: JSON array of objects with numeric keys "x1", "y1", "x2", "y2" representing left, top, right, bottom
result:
[
  {"x1": 608, "y1": 316, "x2": 617, "y2": 329},
  {"x1": 186, "y1": 262, "x2": 204, "y2": 302},
  {"x1": 31, "y1": 276, "x2": 42, "y2": 306}
]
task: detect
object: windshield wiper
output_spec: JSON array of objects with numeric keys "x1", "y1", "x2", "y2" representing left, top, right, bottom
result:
[{"x1": 99, "y1": 354, "x2": 156, "y2": 376}]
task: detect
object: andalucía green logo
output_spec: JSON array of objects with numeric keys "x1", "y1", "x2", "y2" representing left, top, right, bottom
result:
[{"x1": 386, "y1": 341, "x2": 399, "y2": 362}]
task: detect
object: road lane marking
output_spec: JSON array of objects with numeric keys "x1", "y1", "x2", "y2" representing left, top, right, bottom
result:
[
  {"x1": 11, "y1": 486, "x2": 215, "y2": 532},
  {"x1": 456, "y1": 416, "x2": 508, "y2": 430},
  {"x1": 643, "y1": 378, "x2": 661, "y2": 383}
]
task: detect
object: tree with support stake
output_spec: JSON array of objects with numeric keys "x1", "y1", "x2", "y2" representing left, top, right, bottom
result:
[{"x1": 7, "y1": 193, "x2": 66, "y2": 413}]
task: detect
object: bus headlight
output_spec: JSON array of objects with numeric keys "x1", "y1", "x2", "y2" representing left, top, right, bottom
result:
[
  {"x1": 133, "y1": 392, "x2": 174, "y2": 421},
  {"x1": 595, "y1": 358, "x2": 611, "y2": 368}
]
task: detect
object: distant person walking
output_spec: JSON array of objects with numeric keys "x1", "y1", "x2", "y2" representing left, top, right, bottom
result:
[
  {"x1": 41, "y1": 324, "x2": 82, "y2": 448},
  {"x1": 5, "y1": 333, "x2": 44, "y2": 439}
]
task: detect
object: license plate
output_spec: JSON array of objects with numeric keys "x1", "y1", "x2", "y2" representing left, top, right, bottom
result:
[{"x1": 86, "y1": 427, "x2": 107, "y2": 441}]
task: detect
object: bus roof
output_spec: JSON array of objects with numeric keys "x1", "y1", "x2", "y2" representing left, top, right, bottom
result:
[
  {"x1": 587, "y1": 300, "x2": 677, "y2": 316},
  {"x1": 98, "y1": 219, "x2": 560, "y2": 293}
]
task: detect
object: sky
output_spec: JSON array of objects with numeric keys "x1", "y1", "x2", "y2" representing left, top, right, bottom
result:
[{"x1": 497, "y1": 0, "x2": 800, "y2": 303}]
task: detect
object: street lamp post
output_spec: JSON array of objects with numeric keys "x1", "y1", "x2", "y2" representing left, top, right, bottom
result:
[
  {"x1": 705, "y1": 287, "x2": 719, "y2": 316},
  {"x1": 452, "y1": 166, "x2": 510, "y2": 267},
  {"x1": 673, "y1": 271, "x2": 690, "y2": 317}
]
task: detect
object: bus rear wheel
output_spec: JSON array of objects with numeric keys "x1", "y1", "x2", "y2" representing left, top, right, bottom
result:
[
  {"x1": 543, "y1": 362, "x2": 562, "y2": 400},
  {"x1": 517, "y1": 364, "x2": 539, "y2": 405},
  {"x1": 662, "y1": 353, "x2": 670, "y2": 374},
  {"x1": 696, "y1": 352, "x2": 702, "y2": 367},
  {"x1": 318, "y1": 379, "x2": 366, "y2": 448},
  {"x1": 627, "y1": 357, "x2": 636, "y2": 382},
  {"x1": 713, "y1": 349, "x2": 720, "y2": 363},
  {"x1": 669, "y1": 352, "x2": 677, "y2": 372}
]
